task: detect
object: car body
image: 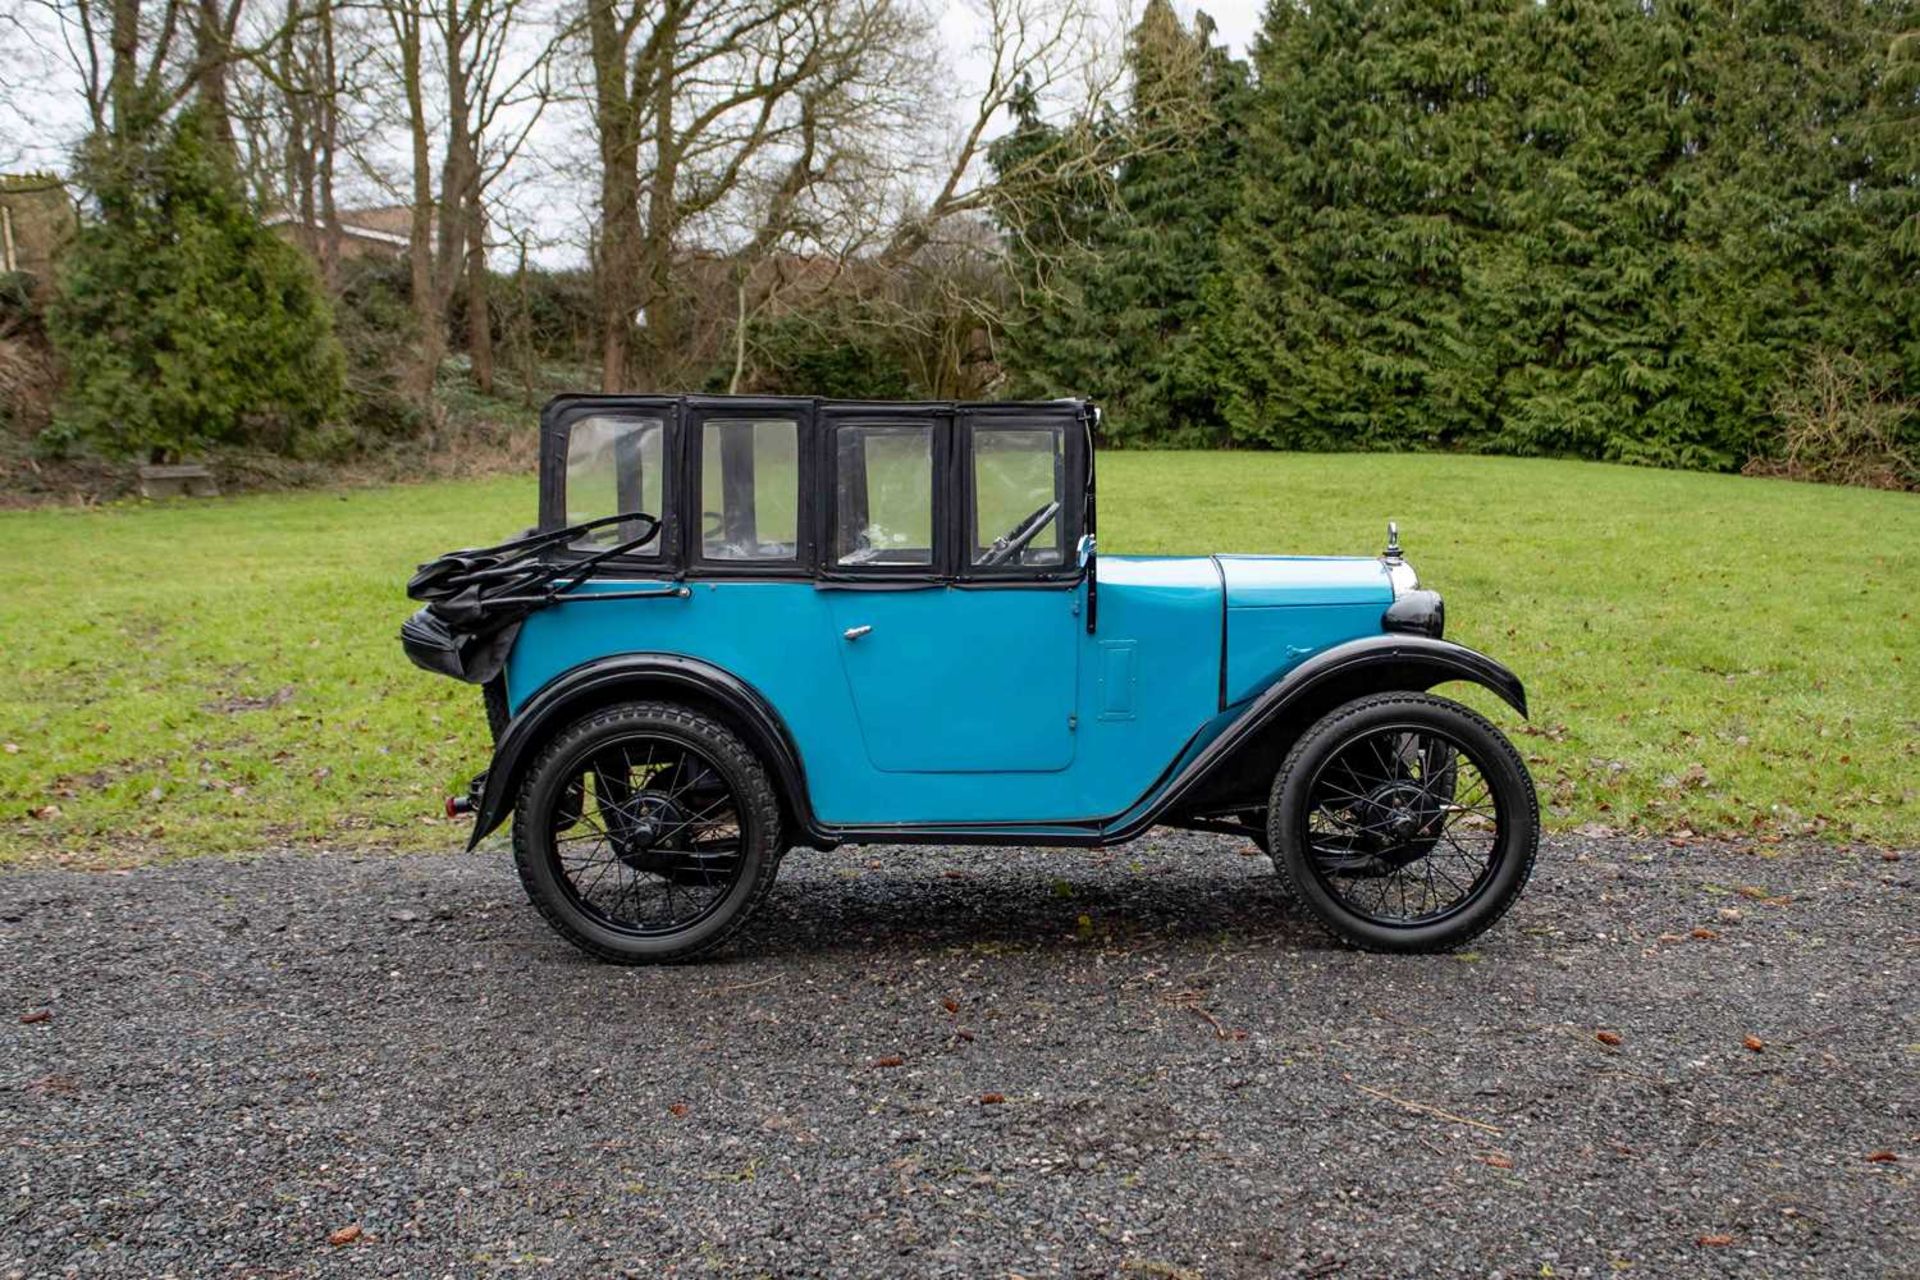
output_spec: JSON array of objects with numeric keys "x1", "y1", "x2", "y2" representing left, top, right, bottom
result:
[{"x1": 404, "y1": 394, "x2": 1538, "y2": 962}]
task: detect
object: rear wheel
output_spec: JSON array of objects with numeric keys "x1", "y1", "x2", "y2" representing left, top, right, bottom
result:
[
  {"x1": 1268, "y1": 693, "x2": 1537, "y2": 953},
  {"x1": 512, "y1": 701, "x2": 782, "y2": 964}
]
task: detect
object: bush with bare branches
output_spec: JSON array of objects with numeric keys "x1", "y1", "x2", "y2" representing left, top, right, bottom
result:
[
  {"x1": 0, "y1": 275, "x2": 58, "y2": 437},
  {"x1": 1743, "y1": 352, "x2": 1917, "y2": 492}
]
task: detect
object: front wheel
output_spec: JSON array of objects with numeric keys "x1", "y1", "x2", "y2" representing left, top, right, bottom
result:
[
  {"x1": 512, "y1": 701, "x2": 783, "y2": 964},
  {"x1": 1268, "y1": 692, "x2": 1538, "y2": 953}
]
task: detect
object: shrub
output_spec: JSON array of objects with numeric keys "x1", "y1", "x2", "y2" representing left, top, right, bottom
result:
[
  {"x1": 724, "y1": 305, "x2": 914, "y2": 400},
  {"x1": 1745, "y1": 351, "x2": 1917, "y2": 492},
  {"x1": 46, "y1": 106, "x2": 345, "y2": 463},
  {"x1": 330, "y1": 256, "x2": 423, "y2": 443},
  {"x1": 0, "y1": 272, "x2": 57, "y2": 436}
]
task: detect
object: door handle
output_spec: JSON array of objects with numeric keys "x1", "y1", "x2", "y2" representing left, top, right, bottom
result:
[{"x1": 843, "y1": 625, "x2": 872, "y2": 642}]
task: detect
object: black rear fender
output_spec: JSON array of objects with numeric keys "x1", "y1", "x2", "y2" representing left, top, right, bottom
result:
[{"x1": 464, "y1": 655, "x2": 819, "y2": 851}]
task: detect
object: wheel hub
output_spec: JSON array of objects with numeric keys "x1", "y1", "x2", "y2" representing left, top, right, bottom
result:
[
  {"x1": 1351, "y1": 779, "x2": 1442, "y2": 869},
  {"x1": 613, "y1": 793, "x2": 682, "y2": 866},
  {"x1": 1361, "y1": 780, "x2": 1429, "y2": 836}
]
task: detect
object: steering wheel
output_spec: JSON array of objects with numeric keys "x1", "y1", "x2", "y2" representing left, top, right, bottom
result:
[{"x1": 979, "y1": 500, "x2": 1061, "y2": 567}]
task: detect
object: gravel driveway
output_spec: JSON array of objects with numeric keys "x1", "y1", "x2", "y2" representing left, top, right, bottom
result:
[{"x1": 3, "y1": 833, "x2": 1914, "y2": 1278}]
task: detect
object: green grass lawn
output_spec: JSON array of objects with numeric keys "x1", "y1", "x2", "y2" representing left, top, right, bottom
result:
[{"x1": 0, "y1": 454, "x2": 1914, "y2": 864}]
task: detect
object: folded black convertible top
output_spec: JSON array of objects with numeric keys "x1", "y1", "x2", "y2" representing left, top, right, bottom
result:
[{"x1": 401, "y1": 511, "x2": 664, "y2": 684}]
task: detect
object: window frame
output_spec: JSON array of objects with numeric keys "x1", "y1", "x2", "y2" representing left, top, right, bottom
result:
[
  {"x1": 539, "y1": 395, "x2": 682, "y2": 577},
  {"x1": 685, "y1": 406, "x2": 813, "y2": 575},
  {"x1": 540, "y1": 394, "x2": 1096, "y2": 587},
  {"x1": 956, "y1": 409, "x2": 1085, "y2": 585},
  {"x1": 819, "y1": 408, "x2": 949, "y2": 583}
]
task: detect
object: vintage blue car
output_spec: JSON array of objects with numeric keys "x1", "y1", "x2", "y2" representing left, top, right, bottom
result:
[{"x1": 403, "y1": 395, "x2": 1537, "y2": 963}]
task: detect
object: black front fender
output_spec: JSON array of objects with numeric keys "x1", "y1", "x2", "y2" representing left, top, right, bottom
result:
[
  {"x1": 1103, "y1": 634, "x2": 1529, "y2": 839},
  {"x1": 1266, "y1": 633, "x2": 1528, "y2": 720},
  {"x1": 463, "y1": 654, "x2": 817, "y2": 851}
]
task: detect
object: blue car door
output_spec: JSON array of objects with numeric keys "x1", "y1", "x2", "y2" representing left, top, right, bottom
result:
[{"x1": 822, "y1": 407, "x2": 1082, "y2": 774}]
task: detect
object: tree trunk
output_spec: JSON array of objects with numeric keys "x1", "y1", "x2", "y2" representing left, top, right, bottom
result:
[
  {"x1": 398, "y1": 10, "x2": 442, "y2": 420},
  {"x1": 108, "y1": 0, "x2": 142, "y2": 135},
  {"x1": 595, "y1": 147, "x2": 640, "y2": 390},
  {"x1": 729, "y1": 274, "x2": 749, "y2": 393},
  {"x1": 467, "y1": 197, "x2": 494, "y2": 394},
  {"x1": 588, "y1": 0, "x2": 640, "y2": 392},
  {"x1": 435, "y1": 2, "x2": 472, "y2": 315},
  {"x1": 511, "y1": 236, "x2": 536, "y2": 408},
  {"x1": 635, "y1": 11, "x2": 680, "y2": 394},
  {"x1": 316, "y1": 0, "x2": 340, "y2": 289},
  {"x1": 281, "y1": 0, "x2": 318, "y2": 257},
  {"x1": 193, "y1": 0, "x2": 238, "y2": 151}
]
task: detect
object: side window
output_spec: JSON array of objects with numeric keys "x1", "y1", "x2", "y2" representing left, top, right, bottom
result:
[
  {"x1": 972, "y1": 425, "x2": 1065, "y2": 567},
  {"x1": 700, "y1": 418, "x2": 799, "y2": 561},
  {"x1": 834, "y1": 424, "x2": 933, "y2": 567},
  {"x1": 565, "y1": 415, "x2": 664, "y2": 555}
]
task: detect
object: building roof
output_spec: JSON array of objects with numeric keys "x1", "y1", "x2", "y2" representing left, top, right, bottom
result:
[{"x1": 263, "y1": 204, "x2": 420, "y2": 248}]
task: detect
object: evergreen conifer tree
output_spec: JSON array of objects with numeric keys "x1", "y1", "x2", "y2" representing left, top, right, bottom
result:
[
  {"x1": 1208, "y1": 0, "x2": 1517, "y2": 450},
  {"x1": 49, "y1": 105, "x2": 346, "y2": 462},
  {"x1": 996, "y1": 3, "x2": 1248, "y2": 442},
  {"x1": 1485, "y1": 0, "x2": 1712, "y2": 465}
]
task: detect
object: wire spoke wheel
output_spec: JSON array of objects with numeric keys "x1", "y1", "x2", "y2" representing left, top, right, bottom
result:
[
  {"x1": 515, "y1": 702, "x2": 782, "y2": 963},
  {"x1": 1302, "y1": 724, "x2": 1499, "y2": 926},
  {"x1": 546, "y1": 732, "x2": 748, "y2": 936},
  {"x1": 1271, "y1": 693, "x2": 1538, "y2": 953}
]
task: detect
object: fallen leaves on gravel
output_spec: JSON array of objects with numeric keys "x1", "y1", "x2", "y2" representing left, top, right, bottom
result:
[
  {"x1": 327, "y1": 1224, "x2": 362, "y2": 1247},
  {"x1": 1696, "y1": 1234, "x2": 1734, "y2": 1247},
  {"x1": 1481, "y1": 1153, "x2": 1515, "y2": 1169},
  {"x1": 1743, "y1": 1035, "x2": 1766, "y2": 1052},
  {"x1": 1120, "y1": 1260, "x2": 1202, "y2": 1280},
  {"x1": 1690, "y1": 927, "x2": 1720, "y2": 940},
  {"x1": 1595, "y1": 1030, "x2": 1623, "y2": 1046},
  {"x1": 871, "y1": 1055, "x2": 905, "y2": 1068},
  {"x1": 1866, "y1": 1150, "x2": 1898, "y2": 1163},
  {"x1": 979, "y1": 1093, "x2": 1006, "y2": 1105},
  {"x1": 668, "y1": 1103, "x2": 689, "y2": 1117},
  {"x1": 19, "y1": 1009, "x2": 51, "y2": 1025},
  {"x1": 26, "y1": 1073, "x2": 79, "y2": 1096}
]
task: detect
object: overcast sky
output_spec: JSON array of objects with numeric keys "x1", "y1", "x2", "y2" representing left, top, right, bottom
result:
[{"x1": 3, "y1": 0, "x2": 1263, "y2": 265}]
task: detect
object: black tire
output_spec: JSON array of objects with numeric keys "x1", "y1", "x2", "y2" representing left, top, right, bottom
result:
[
  {"x1": 512, "y1": 700, "x2": 782, "y2": 964},
  {"x1": 1267, "y1": 692, "x2": 1537, "y2": 953}
]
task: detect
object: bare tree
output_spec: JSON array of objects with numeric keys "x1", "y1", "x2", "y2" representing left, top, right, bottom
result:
[
  {"x1": 445, "y1": 0, "x2": 557, "y2": 392},
  {"x1": 616, "y1": 0, "x2": 1163, "y2": 399},
  {"x1": 875, "y1": 0, "x2": 1121, "y2": 268},
  {"x1": 262, "y1": 0, "x2": 350, "y2": 284},
  {"x1": 28, "y1": 0, "x2": 312, "y2": 146},
  {"x1": 28, "y1": 0, "x2": 188, "y2": 135},
  {"x1": 375, "y1": 0, "x2": 557, "y2": 410},
  {"x1": 578, "y1": 0, "x2": 925, "y2": 391},
  {"x1": 709, "y1": 0, "x2": 1147, "y2": 399}
]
